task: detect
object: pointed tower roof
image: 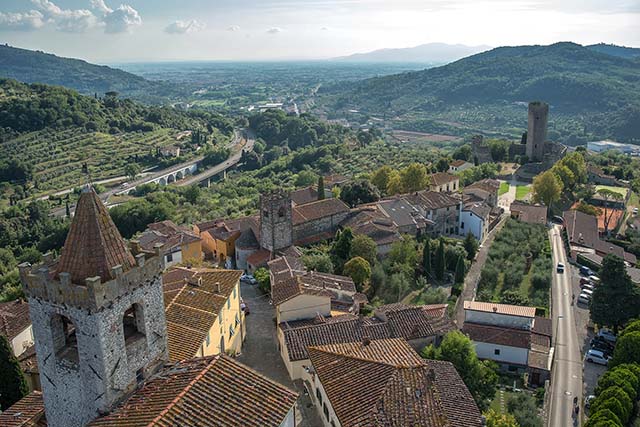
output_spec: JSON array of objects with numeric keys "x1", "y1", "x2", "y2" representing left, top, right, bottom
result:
[{"x1": 55, "y1": 186, "x2": 136, "y2": 285}]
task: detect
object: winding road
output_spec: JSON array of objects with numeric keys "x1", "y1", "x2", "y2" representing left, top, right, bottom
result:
[{"x1": 548, "y1": 224, "x2": 583, "y2": 427}]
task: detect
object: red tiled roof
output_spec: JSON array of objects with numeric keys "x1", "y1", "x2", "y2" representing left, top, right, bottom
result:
[
  {"x1": 55, "y1": 187, "x2": 135, "y2": 284},
  {"x1": 89, "y1": 355, "x2": 298, "y2": 427},
  {"x1": 308, "y1": 339, "x2": 482, "y2": 427},
  {"x1": 462, "y1": 323, "x2": 531, "y2": 349},
  {"x1": 163, "y1": 267, "x2": 242, "y2": 362},
  {"x1": 450, "y1": 159, "x2": 468, "y2": 167},
  {"x1": 290, "y1": 186, "x2": 320, "y2": 206},
  {"x1": 430, "y1": 172, "x2": 459, "y2": 187},
  {"x1": 510, "y1": 202, "x2": 547, "y2": 225},
  {"x1": 0, "y1": 391, "x2": 46, "y2": 427},
  {"x1": 463, "y1": 301, "x2": 536, "y2": 318},
  {"x1": 0, "y1": 299, "x2": 31, "y2": 341},
  {"x1": 247, "y1": 248, "x2": 271, "y2": 267},
  {"x1": 293, "y1": 198, "x2": 350, "y2": 225}
]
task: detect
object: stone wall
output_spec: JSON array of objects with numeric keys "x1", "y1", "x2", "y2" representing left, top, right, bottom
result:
[{"x1": 293, "y1": 211, "x2": 350, "y2": 244}]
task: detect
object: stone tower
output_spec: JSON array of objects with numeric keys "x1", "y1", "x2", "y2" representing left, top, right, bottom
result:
[
  {"x1": 526, "y1": 101, "x2": 549, "y2": 162},
  {"x1": 19, "y1": 187, "x2": 168, "y2": 427},
  {"x1": 260, "y1": 190, "x2": 293, "y2": 252}
]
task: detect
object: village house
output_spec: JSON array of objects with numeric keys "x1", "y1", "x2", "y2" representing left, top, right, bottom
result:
[
  {"x1": 163, "y1": 267, "x2": 246, "y2": 361},
  {"x1": 587, "y1": 164, "x2": 622, "y2": 186},
  {"x1": 464, "y1": 178, "x2": 501, "y2": 207},
  {"x1": 510, "y1": 201, "x2": 548, "y2": 225},
  {"x1": 5, "y1": 186, "x2": 298, "y2": 427},
  {"x1": 405, "y1": 190, "x2": 462, "y2": 236},
  {"x1": 462, "y1": 301, "x2": 552, "y2": 385},
  {"x1": 268, "y1": 255, "x2": 366, "y2": 324},
  {"x1": 563, "y1": 209, "x2": 636, "y2": 265},
  {"x1": 374, "y1": 197, "x2": 428, "y2": 236},
  {"x1": 429, "y1": 172, "x2": 460, "y2": 193},
  {"x1": 138, "y1": 220, "x2": 202, "y2": 268},
  {"x1": 305, "y1": 338, "x2": 483, "y2": 427},
  {"x1": 277, "y1": 303, "x2": 455, "y2": 380},
  {"x1": 194, "y1": 216, "x2": 257, "y2": 267},
  {"x1": 449, "y1": 159, "x2": 474, "y2": 173},
  {"x1": 340, "y1": 207, "x2": 402, "y2": 255},
  {"x1": 460, "y1": 202, "x2": 491, "y2": 242},
  {"x1": 290, "y1": 185, "x2": 332, "y2": 206},
  {"x1": 0, "y1": 300, "x2": 41, "y2": 391}
]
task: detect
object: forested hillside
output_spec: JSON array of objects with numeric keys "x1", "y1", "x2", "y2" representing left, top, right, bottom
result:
[
  {"x1": 321, "y1": 43, "x2": 640, "y2": 144},
  {"x1": 0, "y1": 44, "x2": 173, "y2": 102},
  {"x1": 0, "y1": 79, "x2": 234, "y2": 200}
]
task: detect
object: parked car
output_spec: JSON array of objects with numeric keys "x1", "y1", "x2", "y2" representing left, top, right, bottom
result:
[
  {"x1": 585, "y1": 349, "x2": 610, "y2": 365},
  {"x1": 581, "y1": 283, "x2": 596, "y2": 293},
  {"x1": 590, "y1": 336, "x2": 614, "y2": 351},
  {"x1": 581, "y1": 288, "x2": 594, "y2": 297},
  {"x1": 552, "y1": 215, "x2": 565, "y2": 224},
  {"x1": 557, "y1": 262, "x2": 565, "y2": 273},
  {"x1": 577, "y1": 293, "x2": 591, "y2": 305},
  {"x1": 590, "y1": 341, "x2": 613, "y2": 357},
  {"x1": 585, "y1": 395, "x2": 596, "y2": 412},
  {"x1": 634, "y1": 207, "x2": 638, "y2": 216},
  {"x1": 597, "y1": 329, "x2": 617, "y2": 343},
  {"x1": 240, "y1": 274, "x2": 257, "y2": 285},
  {"x1": 580, "y1": 266, "x2": 592, "y2": 276},
  {"x1": 580, "y1": 277, "x2": 591, "y2": 286},
  {"x1": 589, "y1": 276, "x2": 601, "y2": 286}
]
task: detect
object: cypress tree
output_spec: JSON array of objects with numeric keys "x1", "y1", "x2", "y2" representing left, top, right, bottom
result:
[
  {"x1": 455, "y1": 254, "x2": 466, "y2": 283},
  {"x1": 422, "y1": 237, "x2": 432, "y2": 278},
  {"x1": 65, "y1": 200, "x2": 71, "y2": 218},
  {"x1": 0, "y1": 335, "x2": 28, "y2": 410},
  {"x1": 435, "y1": 238, "x2": 446, "y2": 281},
  {"x1": 317, "y1": 176, "x2": 325, "y2": 200}
]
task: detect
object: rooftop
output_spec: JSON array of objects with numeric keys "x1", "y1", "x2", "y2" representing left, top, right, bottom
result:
[
  {"x1": 463, "y1": 301, "x2": 536, "y2": 318},
  {"x1": 89, "y1": 355, "x2": 298, "y2": 427},
  {"x1": 510, "y1": 202, "x2": 547, "y2": 225},
  {"x1": 138, "y1": 220, "x2": 201, "y2": 253},
  {"x1": 308, "y1": 338, "x2": 482, "y2": 427},
  {"x1": 55, "y1": 186, "x2": 135, "y2": 285},
  {"x1": 290, "y1": 186, "x2": 320, "y2": 206},
  {"x1": 406, "y1": 190, "x2": 461, "y2": 211},
  {"x1": 293, "y1": 198, "x2": 350, "y2": 225},
  {"x1": 430, "y1": 172, "x2": 459, "y2": 187},
  {"x1": 0, "y1": 299, "x2": 31, "y2": 341},
  {"x1": 0, "y1": 391, "x2": 46, "y2": 427},
  {"x1": 163, "y1": 267, "x2": 242, "y2": 362}
]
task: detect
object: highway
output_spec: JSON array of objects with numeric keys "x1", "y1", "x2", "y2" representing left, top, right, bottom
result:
[{"x1": 548, "y1": 224, "x2": 583, "y2": 427}]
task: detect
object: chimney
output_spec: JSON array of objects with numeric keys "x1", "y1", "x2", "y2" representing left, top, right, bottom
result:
[
  {"x1": 492, "y1": 306, "x2": 498, "y2": 312},
  {"x1": 215, "y1": 282, "x2": 221, "y2": 293},
  {"x1": 362, "y1": 336, "x2": 371, "y2": 346}
]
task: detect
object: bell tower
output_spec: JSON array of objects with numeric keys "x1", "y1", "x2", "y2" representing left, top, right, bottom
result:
[
  {"x1": 19, "y1": 186, "x2": 168, "y2": 427},
  {"x1": 260, "y1": 190, "x2": 293, "y2": 252}
]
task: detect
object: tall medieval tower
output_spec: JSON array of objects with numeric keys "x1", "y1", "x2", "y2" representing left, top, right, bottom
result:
[
  {"x1": 19, "y1": 187, "x2": 168, "y2": 427},
  {"x1": 260, "y1": 190, "x2": 293, "y2": 252},
  {"x1": 526, "y1": 101, "x2": 549, "y2": 162}
]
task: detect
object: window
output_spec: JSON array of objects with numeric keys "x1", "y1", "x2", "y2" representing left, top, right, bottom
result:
[
  {"x1": 278, "y1": 207, "x2": 286, "y2": 218},
  {"x1": 233, "y1": 286, "x2": 237, "y2": 299},
  {"x1": 229, "y1": 325, "x2": 235, "y2": 338},
  {"x1": 263, "y1": 210, "x2": 269, "y2": 218},
  {"x1": 227, "y1": 299, "x2": 230, "y2": 309},
  {"x1": 461, "y1": 222, "x2": 465, "y2": 229},
  {"x1": 323, "y1": 404, "x2": 329, "y2": 421},
  {"x1": 206, "y1": 332, "x2": 211, "y2": 346},
  {"x1": 136, "y1": 368, "x2": 144, "y2": 384},
  {"x1": 123, "y1": 303, "x2": 145, "y2": 346},
  {"x1": 316, "y1": 388, "x2": 322, "y2": 404},
  {"x1": 494, "y1": 349, "x2": 501, "y2": 355},
  {"x1": 51, "y1": 314, "x2": 79, "y2": 364},
  {"x1": 166, "y1": 253, "x2": 173, "y2": 263},
  {"x1": 235, "y1": 314, "x2": 240, "y2": 327}
]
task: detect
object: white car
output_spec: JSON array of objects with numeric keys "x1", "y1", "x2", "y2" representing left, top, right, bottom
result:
[
  {"x1": 556, "y1": 262, "x2": 565, "y2": 273},
  {"x1": 581, "y1": 288, "x2": 594, "y2": 297},
  {"x1": 577, "y1": 293, "x2": 591, "y2": 305},
  {"x1": 240, "y1": 274, "x2": 257, "y2": 285},
  {"x1": 598, "y1": 329, "x2": 617, "y2": 343},
  {"x1": 581, "y1": 283, "x2": 596, "y2": 293},
  {"x1": 585, "y1": 349, "x2": 610, "y2": 366},
  {"x1": 589, "y1": 276, "x2": 601, "y2": 285}
]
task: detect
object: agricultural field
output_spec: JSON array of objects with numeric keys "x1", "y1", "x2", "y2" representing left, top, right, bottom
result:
[
  {"x1": 594, "y1": 185, "x2": 630, "y2": 198},
  {"x1": 1, "y1": 127, "x2": 190, "y2": 196},
  {"x1": 391, "y1": 130, "x2": 461, "y2": 144},
  {"x1": 477, "y1": 218, "x2": 552, "y2": 313}
]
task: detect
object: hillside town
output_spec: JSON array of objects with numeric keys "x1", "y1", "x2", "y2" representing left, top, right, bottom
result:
[{"x1": 1, "y1": 98, "x2": 640, "y2": 427}]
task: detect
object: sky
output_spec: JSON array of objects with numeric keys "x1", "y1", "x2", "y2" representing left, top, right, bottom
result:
[{"x1": 0, "y1": 0, "x2": 639, "y2": 63}]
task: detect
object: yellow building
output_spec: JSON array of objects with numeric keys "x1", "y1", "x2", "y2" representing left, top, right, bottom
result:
[
  {"x1": 163, "y1": 267, "x2": 246, "y2": 361},
  {"x1": 194, "y1": 217, "x2": 258, "y2": 267},
  {"x1": 138, "y1": 220, "x2": 203, "y2": 268}
]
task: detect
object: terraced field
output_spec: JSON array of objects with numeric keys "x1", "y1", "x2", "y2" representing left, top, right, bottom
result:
[{"x1": 2, "y1": 127, "x2": 185, "y2": 194}]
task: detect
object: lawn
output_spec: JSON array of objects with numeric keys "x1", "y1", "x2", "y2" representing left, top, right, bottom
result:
[
  {"x1": 595, "y1": 185, "x2": 630, "y2": 199},
  {"x1": 516, "y1": 185, "x2": 531, "y2": 200},
  {"x1": 499, "y1": 181, "x2": 510, "y2": 196}
]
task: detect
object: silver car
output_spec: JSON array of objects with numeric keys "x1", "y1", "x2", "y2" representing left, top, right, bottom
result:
[{"x1": 585, "y1": 349, "x2": 609, "y2": 365}]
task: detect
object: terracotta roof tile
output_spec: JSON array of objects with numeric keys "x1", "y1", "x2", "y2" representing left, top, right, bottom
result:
[
  {"x1": 430, "y1": 172, "x2": 459, "y2": 187},
  {"x1": 55, "y1": 187, "x2": 135, "y2": 284},
  {"x1": 0, "y1": 391, "x2": 46, "y2": 427},
  {"x1": 510, "y1": 202, "x2": 547, "y2": 225},
  {"x1": 463, "y1": 301, "x2": 536, "y2": 318},
  {"x1": 308, "y1": 339, "x2": 482, "y2": 427},
  {"x1": 162, "y1": 267, "x2": 242, "y2": 362},
  {"x1": 0, "y1": 299, "x2": 31, "y2": 341},
  {"x1": 290, "y1": 186, "x2": 320, "y2": 206},
  {"x1": 89, "y1": 355, "x2": 298, "y2": 427},
  {"x1": 292, "y1": 198, "x2": 350, "y2": 225},
  {"x1": 462, "y1": 323, "x2": 531, "y2": 349}
]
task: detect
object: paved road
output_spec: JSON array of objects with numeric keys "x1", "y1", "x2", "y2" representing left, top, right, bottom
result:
[{"x1": 548, "y1": 224, "x2": 583, "y2": 427}]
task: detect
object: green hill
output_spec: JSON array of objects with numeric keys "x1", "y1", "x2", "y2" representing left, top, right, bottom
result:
[
  {"x1": 0, "y1": 79, "x2": 234, "y2": 199},
  {"x1": 0, "y1": 44, "x2": 172, "y2": 102},
  {"x1": 321, "y1": 42, "x2": 640, "y2": 144},
  {"x1": 587, "y1": 43, "x2": 640, "y2": 59}
]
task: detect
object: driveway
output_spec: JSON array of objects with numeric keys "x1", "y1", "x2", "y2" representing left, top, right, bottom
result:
[{"x1": 236, "y1": 281, "x2": 323, "y2": 426}]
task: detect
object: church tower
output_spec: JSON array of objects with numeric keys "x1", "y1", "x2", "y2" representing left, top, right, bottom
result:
[
  {"x1": 19, "y1": 186, "x2": 168, "y2": 427},
  {"x1": 260, "y1": 190, "x2": 293, "y2": 252},
  {"x1": 526, "y1": 101, "x2": 549, "y2": 162}
]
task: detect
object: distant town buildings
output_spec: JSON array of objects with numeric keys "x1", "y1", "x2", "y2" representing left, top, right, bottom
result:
[{"x1": 587, "y1": 140, "x2": 640, "y2": 155}]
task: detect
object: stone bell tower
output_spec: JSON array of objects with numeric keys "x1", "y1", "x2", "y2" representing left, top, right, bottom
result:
[
  {"x1": 260, "y1": 189, "x2": 293, "y2": 252},
  {"x1": 526, "y1": 101, "x2": 549, "y2": 162},
  {"x1": 19, "y1": 186, "x2": 168, "y2": 427}
]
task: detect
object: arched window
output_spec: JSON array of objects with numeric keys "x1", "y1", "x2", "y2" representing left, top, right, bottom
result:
[
  {"x1": 278, "y1": 206, "x2": 285, "y2": 218},
  {"x1": 123, "y1": 303, "x2": 146, "y2": 345},
  {"x1": 51, "y1": 314, "x2": 79, "y2": 365}
]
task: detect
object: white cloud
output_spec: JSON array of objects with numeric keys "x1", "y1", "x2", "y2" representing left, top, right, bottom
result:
[
  {"x1": 165, "y1": 19, "x2": 206, "y2": 34},
  {"x1": 31, "y1": 0, "x2": 96, "y2": 33},
  {"x1": 320, "y1": 26, "x2": 329, "y2": 31},
  {"x1": 0, "y1": 10, "x2": 45, "y2": 31},
  {"x1": 227, "y1": 25, "x2": 240, "y2": 31},
  {"x1": 96, "y1": 3, "x2": 143, "y2": 34},
  {"x1": 266, "y1": 27, "x2": 283, "y2": 34}
]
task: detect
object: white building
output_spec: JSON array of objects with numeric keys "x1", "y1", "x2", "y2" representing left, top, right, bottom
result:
[
  {"x1": 0, "y1": 300, "x2": 34, "y2": 357},
  {"x1": 460, "y1": 203, "x2": 491, "y2": 242},
  {"x1": 587, "y1": 140, "x2": 640, "y2": 155},
  {"x1": 449, "y1": 159, "x2": 474, "y2": 173}
]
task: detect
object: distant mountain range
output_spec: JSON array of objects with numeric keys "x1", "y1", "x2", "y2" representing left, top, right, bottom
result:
[
  {"x1": 0, "y1": 44, "x2": 170, "y2": 102},
  {"x1": 586, "y1": 43, "x2": 640, "y2": 59},
  {"x1": 334, "y1": 43, "x2": 492, "y2": 63},
  {"x1": 321, "y1": 42, "x2": 640, "y2": 143}
]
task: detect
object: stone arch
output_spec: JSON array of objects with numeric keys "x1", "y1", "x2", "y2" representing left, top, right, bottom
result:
[
  {"x1": 159, "y1": 177, "x2": 167, "y2": 186},
  {"x1": 176, "y1": 171, "x2": 184, "y2": 180},
  {"x1": 183, "y1": 168, "x2": 191, "y2": 176},
  {"x1": 278, "y1": 206, "x2": 286, "y2": 218},
  {"x1": 167, "y1": 174, "x2": 176, "y2": 184},
  {"x1": 51, "y1": 313, "x2": 79, "y2": 365},
  {"x1": 122, "y1": 302, "x2": 146, "y2": 345}
]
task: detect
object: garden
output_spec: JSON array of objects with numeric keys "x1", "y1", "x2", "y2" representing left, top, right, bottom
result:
[{"x1": 477, "y1": 218, "x2": 552, "y2": 312}]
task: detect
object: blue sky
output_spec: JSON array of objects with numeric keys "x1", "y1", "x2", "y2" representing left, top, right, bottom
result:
[{"x1": 1, "y1": 0, "x2": 639, "y2": 62}]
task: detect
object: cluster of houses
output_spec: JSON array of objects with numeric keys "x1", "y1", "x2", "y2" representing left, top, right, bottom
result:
[{"x1": 0, "y1": 164, "x2": 557, "y2": 427}]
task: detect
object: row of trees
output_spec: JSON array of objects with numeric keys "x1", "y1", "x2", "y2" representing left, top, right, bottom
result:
[{"x1": 531, "y1": 151, "x2": 587, "y2": 208}]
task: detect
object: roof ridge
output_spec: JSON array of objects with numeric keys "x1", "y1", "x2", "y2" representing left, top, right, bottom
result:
[
  {"x1": 145, "y1": 356, "x2": 219, "y2": 427},
  {"x1": 308, "y1": 342, "x2": 426, "y2": 369}
]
